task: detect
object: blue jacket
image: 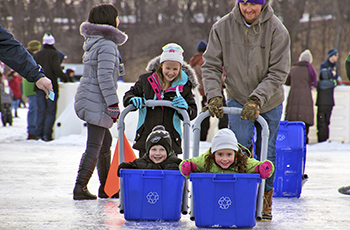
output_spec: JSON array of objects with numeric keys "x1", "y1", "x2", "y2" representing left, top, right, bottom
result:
[{"x1": 0, "y1": 24, "x2": 45, "y2": 82}]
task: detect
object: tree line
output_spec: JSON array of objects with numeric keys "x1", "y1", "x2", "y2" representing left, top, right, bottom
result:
[{"x1": 1, "y1": 0, "x2": 350, "y2": 81}]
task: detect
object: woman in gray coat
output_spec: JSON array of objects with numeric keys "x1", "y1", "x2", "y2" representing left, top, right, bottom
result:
[{"x1": 73, "y1": 4, "x2": 128, "y2": 200}]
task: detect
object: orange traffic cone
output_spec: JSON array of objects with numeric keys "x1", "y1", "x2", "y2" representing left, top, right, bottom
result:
[{"x1": 104, "y1": 134, "x2": 137, "y2": 198}]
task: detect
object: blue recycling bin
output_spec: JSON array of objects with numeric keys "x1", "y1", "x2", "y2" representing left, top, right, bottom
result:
[
  {"x1": 120, "y1": 169, "x2": 185, "y2": 221},
  {"x1": 190, "y1": 173, "x2": 261, "y2": 228},
  {"x1": 273, "y1": 121, "x2": 306, "y2": 198}
]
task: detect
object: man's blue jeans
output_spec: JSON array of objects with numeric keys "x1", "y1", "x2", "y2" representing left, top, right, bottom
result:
[
  {"x1": 227, "y1": 99, "x2": 282, "y2": 191},
  {"x1": 36, "y1": 90, "x2": 57, "y2": 139},
  {"x1": 27, "y1": 95, "x2": 37, "y2": 135}
]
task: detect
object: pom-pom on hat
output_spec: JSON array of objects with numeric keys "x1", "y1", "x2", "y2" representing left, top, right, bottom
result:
[
  {"x1": 299, "y1": 49, "x2": 313, "y2": 63},
  {"x1": 160, "y1": 43, "x2": 184, "y2": 65},
  {"x1": 327, "y1": 49, "x2": 338, "y2": 58},
  {"x1": 42, "y1": 33, "x2": 55, "y2": 45},
  {"x1": 27, "y1": 40, "x2": 41, "y2": 52},
  {"x1": 145, "y1": 125, "x2": 172, "y2": 155},
  {"x1": 196, "y1": 40, "x2": 207, "y2": 53},
  {"x1": 211, "y1": 128, "x2": 239, "y2": 153},
  {"x1": 237, "y1": 0, "x2": 266, "y2": 4}
]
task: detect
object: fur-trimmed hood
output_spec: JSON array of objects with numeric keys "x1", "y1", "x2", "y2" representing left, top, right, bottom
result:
[
  {"x1": 145, "y1": 56, "x2": 198, "y2": 89},
  {"x1": 80, "y1": 22, "x2": 128, "y2": 50}
]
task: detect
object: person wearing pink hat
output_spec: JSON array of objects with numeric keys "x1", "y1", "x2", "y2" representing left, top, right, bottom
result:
[
  {"x1": 123, "y1": 43, "x2": 198, "y2": 158},
  {"x1": 201, "y1": 0, "x2": 290, "y2": 221}
]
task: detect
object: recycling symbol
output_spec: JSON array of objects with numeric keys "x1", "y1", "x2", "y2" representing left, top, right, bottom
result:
[
  {"x1": 218, "y1": 196, "x2": 232, "y2": 209},
  {"x1": 277, "y1": 134, "x2": 286, "y2": 142},
  {"x1": 146, "y1": 191, "x2": 159, "y2": 204}
]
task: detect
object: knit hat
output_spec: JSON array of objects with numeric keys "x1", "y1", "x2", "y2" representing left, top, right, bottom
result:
[
  {"x1": 27, "y1": 40, "x2": 41, "y2": 52},
  {"x1": 211, "y1": 128, "x2": 239, "y2": 153},
  {"x1": 327, "y1": 49, "x2": 338, "y2": 58},
  {"x1": 299, "y1": 49, "x2": 313, "y2": 63},
  {"x1": 196, "y1": 40, "x2": 207, "y2": 53},
  {"x1": 160, "y1": 43, "x2": 184, "y2": 65},
  {"x1": 42, "y1": 33, "x2": 55, "y2": 45},
  {"x1": 237, "y1": 0, "x2": 265, "y2": 4},
  {"x1": 145, "y1": 125, "x2": 172, "y2": 155}
]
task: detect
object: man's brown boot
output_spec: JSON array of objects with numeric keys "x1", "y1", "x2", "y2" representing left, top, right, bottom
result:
[{"x1": 262, "y1": 189, "x2": 274, "y2": 221}]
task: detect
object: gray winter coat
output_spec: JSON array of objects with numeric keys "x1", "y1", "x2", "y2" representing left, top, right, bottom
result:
[{"x1": 75, "y1": 22, "x2": 128, "y2": 128}]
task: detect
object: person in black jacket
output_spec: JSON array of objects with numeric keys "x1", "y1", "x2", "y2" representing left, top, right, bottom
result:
[
  {"x1": 0, "y1": 24, "x2": 53, "y2": 96},
  {"x1": 33, "y1": 33, "x2": 68, "y2": 141},
  {"x1": 123, "y1": 43, "x2": 197, "y2": 157},
  {"x1": 118, "y1": 125, "x2": 182, "y2": 175},
  {"x1": 316, "y1": 49, "x2": 340, "y2": 143}
]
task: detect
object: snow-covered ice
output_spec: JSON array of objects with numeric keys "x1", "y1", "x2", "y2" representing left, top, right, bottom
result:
[{"x1": 0, "y1": 108, "x2": 350, "y2": 229}]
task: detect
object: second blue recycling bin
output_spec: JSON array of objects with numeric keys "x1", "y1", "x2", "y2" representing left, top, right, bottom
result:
[
  {"x1": 273, "y1": 121, "x2": 306, "y2": 198},
  {"x1": 190, "y1": 173, "x2": 261, "y2": 228}
]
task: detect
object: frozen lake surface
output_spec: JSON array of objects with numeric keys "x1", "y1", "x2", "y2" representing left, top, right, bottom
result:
[{"x1": 1, "y1": 108, "x2": 350, "y2": 229}]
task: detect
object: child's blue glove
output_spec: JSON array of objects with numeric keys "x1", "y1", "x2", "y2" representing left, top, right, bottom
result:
[
  {"x1": 171, "y1": 96, "x2": 188, "y2": 110},
  {"x1": 129, "y1": 97, "x2": 146, "y2": 109}
]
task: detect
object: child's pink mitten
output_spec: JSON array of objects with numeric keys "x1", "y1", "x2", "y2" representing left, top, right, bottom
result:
[
  {"x1": 254, "y1": 161, "x2": 272, "y2": 179},
  {"x1": 181, "y1": 161, "x2": 197, "y2": 176}
]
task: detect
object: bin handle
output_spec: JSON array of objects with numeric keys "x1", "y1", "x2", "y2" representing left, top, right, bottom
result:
[
  {"x1": 212, "y1": 174, "x2": 237, "y2": 183},
  {"x1": 141, "y1": 170, "x2": 165, "y2": 179}
]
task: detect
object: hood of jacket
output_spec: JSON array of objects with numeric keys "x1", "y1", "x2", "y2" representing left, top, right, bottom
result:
[
  {"x1": 80, "y1": 22, "x2": 128, "y2": 51},
  {"x1": 145, "y1": 56, "x2": 198, "y2": 89}
]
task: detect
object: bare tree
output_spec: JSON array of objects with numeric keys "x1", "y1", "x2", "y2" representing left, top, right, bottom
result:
[{"x1": 1, "y1": 0, "x2": 350, "y2": 81}]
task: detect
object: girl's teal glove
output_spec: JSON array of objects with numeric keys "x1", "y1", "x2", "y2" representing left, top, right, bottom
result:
[
  {"x1": 129, "y1": 97, "x2": 146, "y2": 109},
  {"x1": 171, "y1": 96, "x2": 188, "y2": 110}
]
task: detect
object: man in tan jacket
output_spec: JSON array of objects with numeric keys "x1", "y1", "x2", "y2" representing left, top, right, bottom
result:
[{"x1": 202, "y1": 0, "x2": 291, "y2": 221}]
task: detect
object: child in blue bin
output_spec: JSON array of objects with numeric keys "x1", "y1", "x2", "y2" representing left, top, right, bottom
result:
[
  {"x1": 117, "y1": 125, "x2": 182, "y2": 176},
  {"x1": 179, "y1": 128, "x2": 274, "y2": 179}
]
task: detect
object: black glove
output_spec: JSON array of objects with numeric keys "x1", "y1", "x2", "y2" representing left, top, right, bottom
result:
[
  {"x1": 117, "y1": 162, "x2": 136, "y2": 177},
  {"x1": 241, "y1": 96, "x2": 260, "y2": 121},
  {"x1": 202, "y1": 96, "x2": 224, "y2": 118}
]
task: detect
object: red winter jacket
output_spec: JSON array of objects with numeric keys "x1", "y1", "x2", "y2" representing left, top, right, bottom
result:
[{"x1": 8, "y1": 74, "x2": 22, "y2": 100}]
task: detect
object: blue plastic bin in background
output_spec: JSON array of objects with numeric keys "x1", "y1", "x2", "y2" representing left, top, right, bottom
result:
[
  {"x1": 120, "y1": 169, "x2": 185, "y2": 221},
  {"x1": 190, "y1": 173, "x2": 261, "y2": 228},
  {"x1": 273, "y1": 121, "x2": 306, "y2": 198}
]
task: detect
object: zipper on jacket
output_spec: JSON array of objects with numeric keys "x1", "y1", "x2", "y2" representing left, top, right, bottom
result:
[{"x1": 246, "y1": 29, "x2": 250, "y2": 94}]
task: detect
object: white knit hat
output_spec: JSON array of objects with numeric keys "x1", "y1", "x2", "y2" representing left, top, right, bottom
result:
[
  {"x1": 160, "y1": 43, "x2": 184, "y2": 65},
  {"x1": 42, "y1": 33, "x2": 55, "y2": 45},
  {"x1": 298, "y1": 49, "x2": 313, "y2": 63},
  {"x1": 211, "y1": 128, "x2": 239, "y2": 153}
]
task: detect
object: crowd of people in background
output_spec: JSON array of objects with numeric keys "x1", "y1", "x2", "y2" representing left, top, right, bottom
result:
[{"x1": 0, "y1": 30, "x2": 79, "y2": 140}]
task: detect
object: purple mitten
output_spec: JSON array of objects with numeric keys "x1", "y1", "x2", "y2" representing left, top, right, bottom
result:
[
  {"x1": 107, "y1": 103, "x2": 120, "y2": 123},
  {"x1": 181, "y1": 161, "x2": 197, "y2": 176},
  {"x1": 254, "y1": 161, "x2": 272, "y2": 179}
]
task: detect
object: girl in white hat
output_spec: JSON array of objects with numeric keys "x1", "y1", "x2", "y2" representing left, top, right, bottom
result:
[{"x1": 180, "y1": 128, "x2": 274, "y2": 179}]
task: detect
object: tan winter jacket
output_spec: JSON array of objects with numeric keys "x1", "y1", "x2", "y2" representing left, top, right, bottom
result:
[{"x1": 202, "y1": 4, "x2": 290, "y2": 113}]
